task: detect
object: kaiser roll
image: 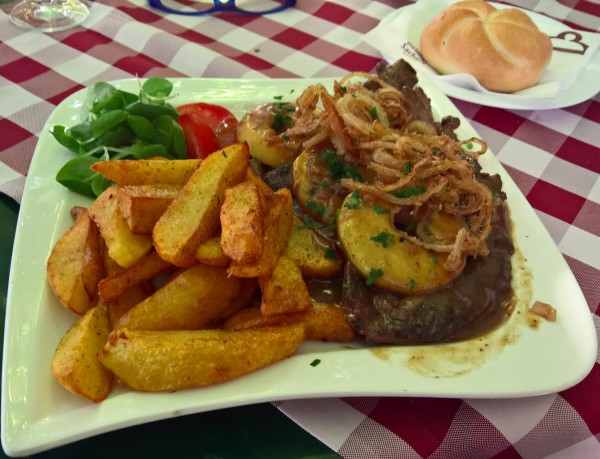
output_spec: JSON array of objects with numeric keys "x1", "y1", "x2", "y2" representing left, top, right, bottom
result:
[{"x1": 419, "y1": 0, "x2": 553, "y2": 93}]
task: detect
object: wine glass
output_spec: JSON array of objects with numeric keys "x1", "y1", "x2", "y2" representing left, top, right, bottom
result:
[{"x1": 9, "y1": 0, "x2": 89, "y2": 33}]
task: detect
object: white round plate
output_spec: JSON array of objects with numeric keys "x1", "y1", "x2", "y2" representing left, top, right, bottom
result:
[{"x1": 377, "y1": 3, "x2": 600, "y2": 110}]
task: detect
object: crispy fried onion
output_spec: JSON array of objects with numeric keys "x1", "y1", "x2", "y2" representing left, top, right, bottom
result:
[{"x1": 286, "y1": 73, "x2": 493, "y2": 273}]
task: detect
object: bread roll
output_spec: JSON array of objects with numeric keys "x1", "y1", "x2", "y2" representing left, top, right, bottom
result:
[{"x1": 419, "y1": 0, "x2": 552, "y2": 93}]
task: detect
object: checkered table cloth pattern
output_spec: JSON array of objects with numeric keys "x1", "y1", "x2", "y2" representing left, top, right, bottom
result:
[{"x1": 1, "y1": 1, "x2": 598, "y2": 457}]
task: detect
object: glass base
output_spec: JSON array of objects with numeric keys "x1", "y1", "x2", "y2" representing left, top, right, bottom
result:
[{"x1": 9, "y1": 0, "x2": 89, "y2": 33}]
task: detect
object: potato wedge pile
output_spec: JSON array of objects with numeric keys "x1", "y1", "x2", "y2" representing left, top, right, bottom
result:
[{"x1": 47, "y1": 142, "x2": 354, "y2": 402}]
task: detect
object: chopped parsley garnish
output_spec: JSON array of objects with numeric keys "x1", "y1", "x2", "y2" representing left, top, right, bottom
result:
[
  {"x1": 344, "y1": 190, "x2": 361, "y2": 209},
  {"x1": 320, "y1": 180, "x2": 330, "y2": 189},
  {"x1": 320, "y1": 149, "x2": 361, "y2": 182},
  {"x1": 403, "y1": 161, "x2": 412, "y2": 173},
  {"x1": 273, "y1": 95, "x2": 283, "y2": 100},
  {"x1": 392, "y1": 185, "x2": 426, "y2": 198},
  {"x1": 372, "y1": 204, "x2": 388, "y2": 215},
  {"x1": 370, "y1": 231, "x2": 395, "y2": 248},
  {"x1": 430, "y1": 255, "x2": 439, "y2": 265},
  {"x1": 409, "y1": 279, "x2": 416, "y2": 291},
  {"x1": 269, "y1": 102, "x2": 296, "y2": 133},
  {"x1": 310, "y1": 359, "x2": 321, "y2": 367},
  {"x1": 324, "y1": 248, "x2": 337, "y2": 260},
  {"x1": 369, "y1": 107, "x2": 378, "y2": 120},
  {"x1": 366, "y1": 268, "x2": 384, "y2": 286},
  {"x1": 306, "y1": 200, "x2": 325, "y2": 217},
  {"x1": 271, "y1": 112, "x2": 294, "y2": 132}
]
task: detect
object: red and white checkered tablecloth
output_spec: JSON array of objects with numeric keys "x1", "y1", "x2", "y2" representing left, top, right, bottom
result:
[{"x1": 1, "y1": 1, "x2": 598, "y2": 457}]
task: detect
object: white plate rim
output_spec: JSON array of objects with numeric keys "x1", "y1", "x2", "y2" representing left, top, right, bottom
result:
[
  {"x1": 2, "y1": 76, "x2": 596, "y2": 457},
  {"x1": 376, "y1": 3, "x2": 600, "y2": 110}
]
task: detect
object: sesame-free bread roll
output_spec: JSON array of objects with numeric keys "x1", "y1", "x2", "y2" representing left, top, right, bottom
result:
[{"x1": 419, "y1": 1, "x2": 552, "y2": 93}]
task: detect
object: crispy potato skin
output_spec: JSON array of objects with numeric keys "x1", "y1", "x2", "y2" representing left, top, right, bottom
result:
[
  {"x1": 90, "y1": 186, "x2": 153, "y2": 268},
  {"x1": 228, "y1": 188, "x2": 293, "y2": 278},
  {"x1": 153, "y1": 143, "x2": 250, "y2": 267},
  {"x1": 220, "y1": 181, "x2": 265, "y2": 264},
  {"x1": 195, "y1": 236, "x2": 231, "y2": 268},
  {"x1": 91, "y1": 159, "x2": 201, "y2": 185},
  {"x1": 259, "y1": 255, "x2": 311, "y2": 315},
  {"x1": 47, "y1": 209, "x2": 103, "y2": 315},
  {"x1": 51, "y1": 305, "x2": 114, "y2": 402},
  {"x1": 100, "y1": 324, "x2": 305, "y2": 392},
  {"x1": 224, "y1": 301, "x2": 355, "y2": 342},
  {"x1": 116, "y1": 264, "x2": 256, "y2": 331},
  {"x1": 98, "y1": 250, "x2": 173, "y2": 304},
  {"x1": 117, "y1": 184, "x2": 179, "y2": 235}
]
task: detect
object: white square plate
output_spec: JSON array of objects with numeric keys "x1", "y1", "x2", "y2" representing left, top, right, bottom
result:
[{"x1": 2, "y1": 77, "x2": 596, "y2": 457}]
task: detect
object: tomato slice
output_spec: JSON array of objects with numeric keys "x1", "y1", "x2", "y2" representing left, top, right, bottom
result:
[{"x1": 177, "y1": 103, "x2": 238, "y2": 159}]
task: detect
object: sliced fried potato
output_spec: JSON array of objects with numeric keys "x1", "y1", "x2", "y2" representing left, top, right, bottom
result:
[
  {"x1": 47, "y1": 208, "x2": 103, "y2": 315},
  {"x1": 117, "y1": 184, "x2": 180, "y2": 234},
  {"x1": 91, "y1": 159, "x2": 201, "y2": 185},
  {"x1": 237, "y1": 103, "x2": 299, "y2": 167},
  {"x1": 228, "y1": 188, "x2": 293, "y2": 278},
  {"x1": 98, "y1": 251, "x2": 174, "y2": 304},
  {"x1": 99, "y1": 239, "x2": 155, "y2": 327},
  {"x1": 99, "y1": 324, "x2": 305, "y2": 391},
  {"x1": 245, "y1": 167, "x2": 275, "y2": 198},
  {"x1": 224, "y1": 301, "x2": 355, "y2": 342},
  {"x1": 220, "y1": 181, "x2": 265, "y2": 264},
  {"x1": 337, "y1": 195, "x2": 463, "y2": 294},
  {"x1": 105, "y1": 283, "x2": 153, "y2": 329},
  {"x1": 259, "y1": 255, "x2": 311, "y2": 315},
  {"x1": 116, "y1": 264, "x2": 256, "y2": 331},
  {"x1": 153, "y1": 143, "x2": 249, "y2": 267},
  {"x1": 195, "y1": 235, "x2": 231, "y2": 268},
  {"x1": 285, "y1": 215, "x2": 344, "y2": 279},
  {"x1": 51, "y1": 305, "x2": 114, "y2": 402},
  {"x1": 89, "y1": 186, "x2": 153, "y2": 268}
]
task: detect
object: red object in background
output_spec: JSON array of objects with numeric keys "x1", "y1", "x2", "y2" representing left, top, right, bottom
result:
[{"x1": 177, "y1": 102, "x2": 238, "y2": 159}]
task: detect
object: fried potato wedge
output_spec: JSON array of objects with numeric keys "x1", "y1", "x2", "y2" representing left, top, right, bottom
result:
[
  {"x1": 285, "y1": 215, "x2": 344, "y2": 279},
  {"x1": 47, "y1": 208, "x2": 104, "y2": 315},
  {"x1": 195, "y1": 236, "x2": 230, "y2": 268},
  {"x1": 259, "y1": 255, "x2": 311, "y2": 315},
  {"x1": 51, "y1": 305, "x2": 114, "y2": 402},
  {"x1": 228, "y1": 188, "x2": 293, "y2": 278},
  {"x1": 99, "y1": 324, "x2": 305, "y2": 391},
  {"x1": 99, "y1": 240, "x2": 155, "y2": 327},
  {"x1": 117, "y1": 184, "x2": 180, "y2": 234},
  {"x1": 105, "y1": 284, "x2": 153, "y2": 329},
  {"x1": 91, "y1": 159, "x2": 201, "y2": 185},
  {"x1": 153, "y1": 143, "x2": 250, "y2": 267},
  {"x1": 89, "y1": 186, "x2": 153, "y2": 268},
  {"x1": 224, "y1": 301, "x2": 355, "y2": 342},
  {"x1": 220, "y1": 181, "x2": 265, "y2": 264},
  {"x1": 98, "y1": 251, "x2": 174, "y2": 304},
  {"x1": 116, "y1": 264, "x2": 256, "y2": 331},
  {"x1": 245, "y1": 167, "x2": 275, "y2": 198}
]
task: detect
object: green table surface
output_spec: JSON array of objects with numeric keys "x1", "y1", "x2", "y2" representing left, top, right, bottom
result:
[{"x1": 0, "y1": 194, "x2": 339, "y2": 459}]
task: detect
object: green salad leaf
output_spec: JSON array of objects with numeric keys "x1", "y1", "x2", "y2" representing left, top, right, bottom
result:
[{"x1": 51, "y1": 77, "x2": 186, "y2": 197}]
